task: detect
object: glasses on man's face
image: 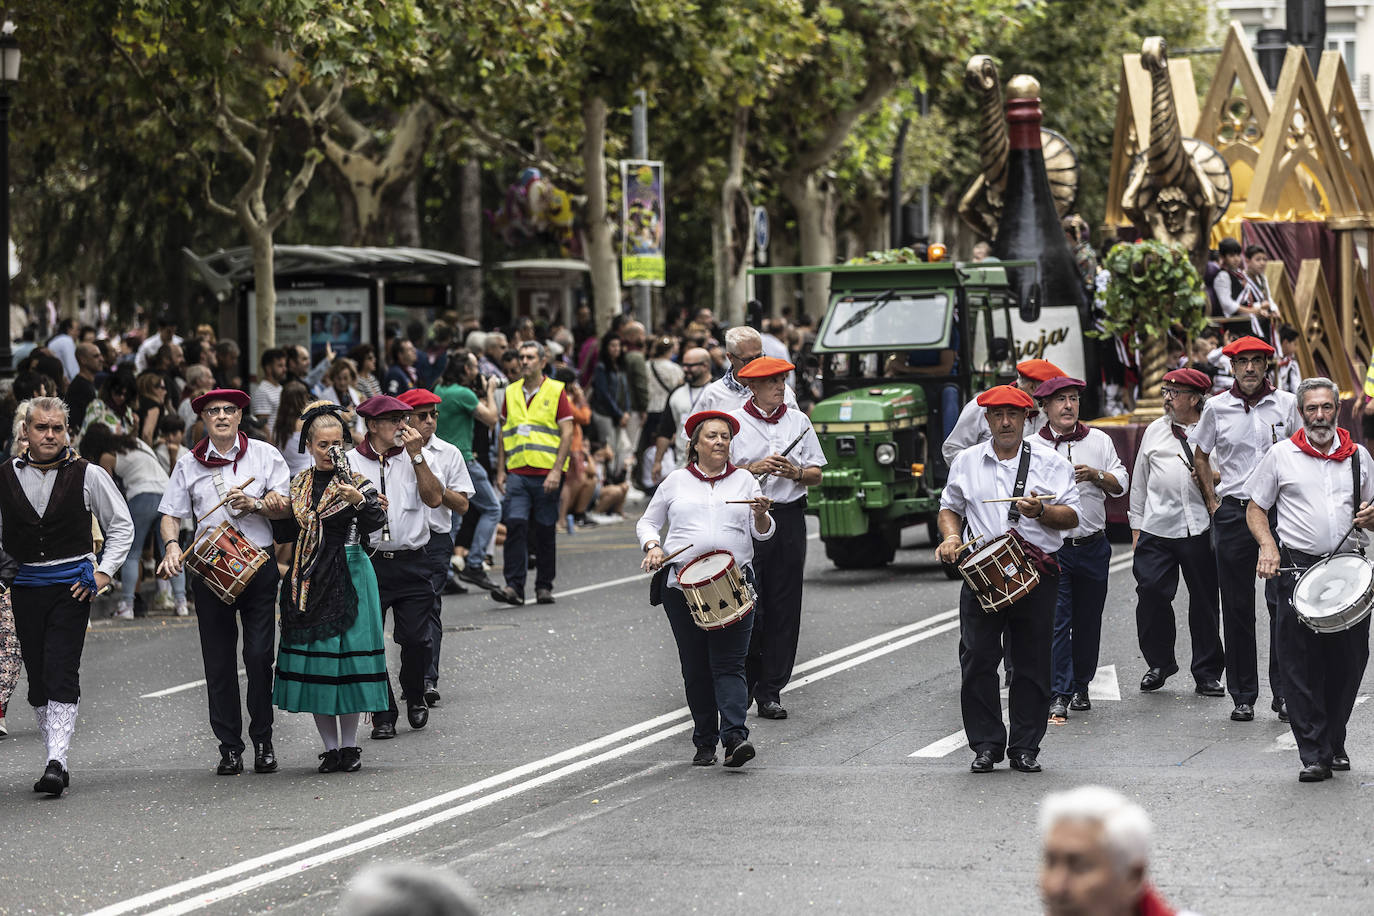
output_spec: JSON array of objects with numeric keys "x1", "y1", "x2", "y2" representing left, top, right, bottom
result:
[
  {"x1": 729, "y1": 352, "x2": 759, "y2": 365},
  {"x1": 683, "y1": 361, "x2": 708, "y2": 369},
  {"x1": 203, "y1": 405, "x2": 240, "y2": 417},
  {"x1": 1231, "y1": 356, "x2": 1267, "y2": 368},
  {"x1": 411, "y1": 410, "x2": 436, "y2": 420},
  {"x1": 1160, "y1": 387, "x2": 1185, "y2": 399}
]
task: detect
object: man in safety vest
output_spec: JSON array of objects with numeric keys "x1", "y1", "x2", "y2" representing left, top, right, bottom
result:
[{"x1": 493, "y1": 341, "x2": 575, "y2": 607}]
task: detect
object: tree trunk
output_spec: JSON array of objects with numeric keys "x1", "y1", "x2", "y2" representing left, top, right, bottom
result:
[
  {"x1": 322, "y1": 102, "x2": 437, "y2": 246},
  {"x1": 769, "y1": 212, "x2": 798, "y2": 319},
  {"x1": 391, "y1": 177, "x2": 421, "y2": 246},
  {"x1": 456, "y1": 156, "x2": 483, "y2": 322},
  {"x1": 782, "y1": 172, "x2": 837, "y2": 320},
  {"x1": 249, "y1": 228, "x2": 276, "y2": 360},
  {"x1": 719, "y1": 106, "x2": 753, "y2": 328},
  {"x1": 582, "y1": 94, "x2": 620, "y2": 333}
]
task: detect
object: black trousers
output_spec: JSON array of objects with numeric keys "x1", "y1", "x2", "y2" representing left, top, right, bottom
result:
[
  {"x1": 12, "y1": 584, "x2": 90, "y2": 706},
  {"x1": 663, "y1": 585, "x2": 752, "y2": 750},
  {"x1": 1213, "y1": 497, "x2": 1283, "y2": 706},
  {"x1": 423, "y1": 531, "x2": 452, "y2": 686},
  {"x1": 1274, "y1": 564, "x2": 1371, "y2": 766},
  {"x1": 959, "y1": 568, "x2": 1058, "y2": 759},
  {"x1": 1134, "y1": 530, "x2": 1224, "y2": 682},
  {"x1": 747, "y1": 500, "x2": 808, "y2": 705},
  {"x1": 190, "y1": 563, "x2": 279, "y2": 755},
  {"x1": 370, "y1": 551, "x2": 434, "y2": 726}
]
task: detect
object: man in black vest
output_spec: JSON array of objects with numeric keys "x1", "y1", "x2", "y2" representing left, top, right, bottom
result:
[{"x1": 0, "y1": 397, "x2": 133, "y2": 796}]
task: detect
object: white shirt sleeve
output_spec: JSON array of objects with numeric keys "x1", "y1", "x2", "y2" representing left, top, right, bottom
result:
[
  {"x1": 158, "y1": 455, "x2": 194, "y2": 519},
  {"x1": 446, "y1": 448, "x2": 475, "y2": 497},
  {"x1": 1190, "y1": 402, "x2": 1217, "y2": 456},
  {"x1": 1128, "y1": 432, "x2": 1151, "y2": 530},
  {"x1": 749, "y1": 475, "x2": 775, "y2": 540},
  {"x1": 1244, "y1": 446, "x2": 1281, "y2": 510},
  {"x1": 637, "y1": 477, "x2": 671, "y2": 548},
  {"x1": 264, "y1": 448, "x2": 291, "y2": 496},
  {"x1": 1213, "y1": 271, "x2": 1241, "y2": 317},
  {"x1": 1100, "y1": 433, "x2": 1129, "y2": 496},
  {"x1": 941, "y1": 400, "x2": 985, "y2": 465},
  {"x1": 86, "y1": 464, "x2": 136, "y2": 576}
]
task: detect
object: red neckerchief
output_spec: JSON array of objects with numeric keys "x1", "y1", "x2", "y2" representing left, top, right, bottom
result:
[
  {"x1": 743, "y1": 399, "x2": 787, "y2": 424},
  {"x1": 355, "y1": 436, "x2": 404, "y2": 462},
  {"x1": 1137, "y1": 885, "x2": 1176, "y2": 916},
  {"x1": 1229, "y1": 379, "x2": 1274, "y2": 413},
  {"x1": 687, "y1": 462, "x2": 737, "y2": 483},
  {"x1": 191, "y1": 432, "x2": 248, "y2": 472},
  {"x1": 1291, "y1": 427, "x2": 1357, "y2": 462},
  {"x1": 1038, "y1": 422, "x2": 1089, "y2": 445}
]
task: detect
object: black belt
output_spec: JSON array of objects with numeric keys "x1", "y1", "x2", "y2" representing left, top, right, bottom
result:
[
  {"x1": 1065, "y1": 531, "x2": 1106, "y2": 547},
  {"x1": 1221, "y1": 495, "x2": 1250, "y2": 508},
  {"x1": 772, "y1": 496, "x2": 807, "y2": 511},
  {"x1": 376, "y1": 548, "x2": 424, "y2": 561}
]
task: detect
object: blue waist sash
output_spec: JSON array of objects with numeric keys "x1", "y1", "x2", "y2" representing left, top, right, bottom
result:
[{"x1": 14, "y1": 558, "x2": 97, "y2": 591}]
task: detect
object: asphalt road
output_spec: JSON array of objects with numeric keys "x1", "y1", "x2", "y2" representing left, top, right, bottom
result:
[{"x1": 2, "y1": 508, "x2": 1373, "y2": 916}]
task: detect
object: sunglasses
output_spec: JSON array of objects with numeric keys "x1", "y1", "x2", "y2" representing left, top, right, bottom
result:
[{"x1": 203, "y1": 405, "x2": 240, "y2": 417}]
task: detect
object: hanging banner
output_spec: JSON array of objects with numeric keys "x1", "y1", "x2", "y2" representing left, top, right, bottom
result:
[{"x1": 620, "y1": 159, "x2": 666, "y2": 287}]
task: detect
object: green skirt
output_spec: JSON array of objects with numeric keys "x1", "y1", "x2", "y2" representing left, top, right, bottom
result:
[{"x1": 272, "y1": 545, "x2": 389, "y2": 716}]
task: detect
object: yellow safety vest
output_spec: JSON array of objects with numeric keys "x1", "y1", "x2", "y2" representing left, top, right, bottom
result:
[
  {"x1": 1364, "y1": 360, "x2": 1374, "y2": 400},
  {"x1": 502, "y1": 377, "x2": 569, "y2": 472}
]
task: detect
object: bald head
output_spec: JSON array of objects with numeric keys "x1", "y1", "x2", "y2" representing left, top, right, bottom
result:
[
  {"x1": 682, "y1": 346, "x2": 711, "y2": 386},
  {"x1": 75, "y1": 343, "x2": 103, "y2": 375},
  {"x1": 622, "y1": 321, "x2": 646, "y2": 348}
]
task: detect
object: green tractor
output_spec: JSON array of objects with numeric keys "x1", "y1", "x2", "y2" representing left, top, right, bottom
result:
[{"x1": 752, "y1": 259, "x2": 1064, "y2": 570}]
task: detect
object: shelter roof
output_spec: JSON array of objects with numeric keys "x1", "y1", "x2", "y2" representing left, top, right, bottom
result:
[{"x1": 184, "y1": 245, "x2": 480, "y2": 294}]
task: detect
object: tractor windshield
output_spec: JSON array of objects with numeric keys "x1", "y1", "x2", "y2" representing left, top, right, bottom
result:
[{"x1": 819, "y1": 291, "x2": 952, "y2": 351}]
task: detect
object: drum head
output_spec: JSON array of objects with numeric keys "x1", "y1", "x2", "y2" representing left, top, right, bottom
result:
[
  {"x1": 1295, "y1": 555, "x2": 1373, "y2": 620},
  {"x1": 964, "y1": 535, "x2": 1010, "y2": 565},
  {"x1": 679, "y1": 551, "x2": 734, "y2": 586}
]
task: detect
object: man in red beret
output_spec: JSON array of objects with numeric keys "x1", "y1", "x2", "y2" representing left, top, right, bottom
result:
[
  {"x1": 1128, "y1": 368, "x2": 1224, "y2": 698},
  {"x1": 940, "y1": 359, "x2": 1065, "y2": 466},
  {"x1": 396, "y1": 388, "x2": 474, "y2": 708},
  {"x1": 1191, "y1": 335, "x2": 1299, "y2": 722},
  {"x1": 729, "y1": 356, "x2": 826, "y2": 720},
  {"x1": 157, "y1": 388, "x2": 293, "y2": 776},
  {"x1": 935, "y1": 384, "x2": 1081, "y2": 774},
  {"x1": 1031, "y1": 377, "x2": 1127, "y2": 721}
]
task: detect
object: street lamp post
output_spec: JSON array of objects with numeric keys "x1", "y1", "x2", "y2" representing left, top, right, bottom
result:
[{"x1": 0, "y1": 21, "x2": 19, "y2": 379}]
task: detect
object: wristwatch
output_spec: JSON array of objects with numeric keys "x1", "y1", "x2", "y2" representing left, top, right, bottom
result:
[
  {"x1": 254, "y1": 498, "x2": 265, "y2": 513},
  {"x1": 411, "y1": 453, "x2": 425, "y2": 466},
  {"x1": 1097, "y1": 470, "x2": 1104, "y2": 482},
  {"x1": 644, "y1": 542, "x2": 659, "y2": 554}
]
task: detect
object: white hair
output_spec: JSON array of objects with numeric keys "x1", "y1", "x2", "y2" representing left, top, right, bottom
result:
[
  {"x1": 724, "y1": 325, "x2": 761, "y2": 357},
  {"x1": 464, "y1": 330, "x2": 487, "y2": 352},
  {"x1": 1297, "y1": 376, "x2": 1338, "y2": 409},
  {"x1": 1040, "y1": 786, "x2": 1152, "y2": 875},
  {"x1": 24, "y1": 396, "x2": 70, "y2": 426},
  {"x1": 335, "y1": 863, "x2": 481, "y2": 916}
]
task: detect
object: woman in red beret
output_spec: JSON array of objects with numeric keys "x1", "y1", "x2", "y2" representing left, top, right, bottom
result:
[{"x1": 636, "y1": 411, "x2": 774, "y2": 769}]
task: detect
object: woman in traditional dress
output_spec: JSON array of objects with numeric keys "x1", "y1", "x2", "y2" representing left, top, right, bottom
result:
[{"x1": 272, "y1": 402, "x2": 390, "y2": 773}]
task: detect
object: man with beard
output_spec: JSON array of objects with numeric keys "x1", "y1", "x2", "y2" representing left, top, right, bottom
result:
[
  {"x1": 650, "y1": 346, "x2": 714, "y2": 481},
  {"x1": 1191, "y1": 336, "x2": 1299, "y2": 723},
  {"x1": 1031, "y1": 376, "x2": 1127, "y2": 721},
  {"x1": 1129, "y1": 368, "x2": 1224, "y2": 697},
  {"x1": 1247, "y1": 378, "x2": 1374, "y2": 782}
]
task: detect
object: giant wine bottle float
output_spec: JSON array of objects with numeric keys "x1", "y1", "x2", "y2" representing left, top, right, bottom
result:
[{"x1": 993, "y1": 75, "x2": 1098, "y2": 416}]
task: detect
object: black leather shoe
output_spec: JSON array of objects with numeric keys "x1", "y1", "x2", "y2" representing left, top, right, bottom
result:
[
  {"x1": 1049, "y1": 696, "x2": 1069, "y2": 719},
  {"x1": 318, "y1": 749, "x2": 342, "y2": 773},
  {"x1": 1273, "y1": 697, "x2": 1289, "y2": 722},
  {"x1": 1069, "y1": 692, "x2": 1091, "y2": 711},
  {"x1": 253, "y1": 741, "x2": 277, "y2": 774},
  {"x1": 340, "y1": 746, "x2": 362, "y2": 772},
  {"x1": 443, "y1": 573, "x2": 470, "y2": 595},
  {"x1": 216, "y1": 750, "x2": 244, "y2": 775},
  {"x1": 723, "y1": 739, "x2": 755, "y2": 768},
  {"x1": 692, "y1": 746, "x2": 717, "y2": 766},
  {"x1": 423, "y1": 682, "x2": 441, "y2": 707},
  {"x1": 1299, "y1": 763, "x2": 1332, "y2": 782},
  {"x1": 458, "y1": 567, "x2": 500, "y2": 591},
  {"x1": 33, "y1": 760, "x2": 68, "y2": 796},
  {"x1": 970, "y1": 751, "x2": 998, "y2": 774},
  {"x1": 1009, "y1": 753, "x2": 1042, "y2": 773},
  {"x1": 1194, "y1": 679, "x2": 1225, "y2": 697},
  {"x1": 1231, "y1": 704, "x2": 1255, "y2": 722},
  {"x1": 1332, "y1": 755, "x2": 1351, "y2": 771},
  {"x1": 406, "y1": 700, "x2": 429, "y2": 730},
  {"x1": 491, "y1": 586, "x2": 524, "y2": 606},
  {"x1": 370, "y1": 721, "x2": 397, "y2": 740},
  {"x1": 1140, "y1": 665, "x2": 1178, "y2": 691},
  {"x1": 758, "y1": 701, "x2": 788, "y2": 720},
  {"x1": 536, "y1": 588, "x2": 556, "y2": 604}
]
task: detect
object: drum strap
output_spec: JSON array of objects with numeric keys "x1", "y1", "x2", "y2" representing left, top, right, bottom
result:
[{"x1": 1006, "y1": 442, "x2": 1032, "y2": 524}]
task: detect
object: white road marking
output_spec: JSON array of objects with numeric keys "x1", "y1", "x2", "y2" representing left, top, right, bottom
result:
[
  {"x1": 94, "y1": 602, "x2": 964, "y2": 916},
  {"x1": 140, "y1": 670, "x2": 245, "y2": 699},
  {"x1": 1089, "y1": 665, "x2": 1121, "y2": 701}
]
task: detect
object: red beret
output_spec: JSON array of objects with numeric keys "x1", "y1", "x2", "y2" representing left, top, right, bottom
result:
[
  {"x1": 736, "y1": 356, "x2": 795, "y2": 379},
  {"x1": 1162, "y1": 368, "x2": 1212, "y2": 391},
  {"x1": 191, "y1": 388, "x2": 251, "y2": 414},
  {"x1": 356, "y1": 395, "x2": 413, "y2": 418},
  {"x1": 975, "y1": 385, "x2": 1035, "y2": 409},
  {"x1": 1016, "y1": 359, "x2": 1067, "y2": 383},
  {"x1": 1032, "y1": 376, "x2": 1085, "y2": 400},
  {"x1": 1221, "y1": 335, "x2": 1275, "y2": 358},
  {"x1": 397, "y1": 388, "x2": 442, "y2": 408},
  {"x1": 684, "y1": 410, "x2": 740, "y2": 439}
]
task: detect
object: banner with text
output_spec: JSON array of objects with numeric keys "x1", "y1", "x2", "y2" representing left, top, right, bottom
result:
[{"x1": 620, "y1": 160, "x2": 665, "y2": 287}]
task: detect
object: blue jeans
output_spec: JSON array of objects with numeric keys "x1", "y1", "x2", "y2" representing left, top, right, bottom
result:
[
  {"x1": 1051, "y1": 534, "x2": 1111, "y2": 697},
  {"x1": 123, "y1": 492, "x2": 185, "y2": 602},
  {"x1": 501, "y1": 471, "x2": 560, "y2": 595},
  {"x1": 455, "y1": 460, "x2": 502, "y2": 572}
]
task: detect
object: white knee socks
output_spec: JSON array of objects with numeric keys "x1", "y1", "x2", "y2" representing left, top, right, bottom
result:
[
  {"x1": 44, "y1": 701, "x2": 78, "y2": 768},
  {"x1": 339, "y1": 713, "x2": 360, "y2": 749},
  {"x1": 313, "y1": 713, "x2": 340, "y2": 751}
]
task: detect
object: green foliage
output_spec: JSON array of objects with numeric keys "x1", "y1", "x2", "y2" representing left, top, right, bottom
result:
[
  {"x1": 847, "y1": 247, "x2": 928, "y2": 265},
  {"x1": 1096, "y1": 239, "x2": 1208, "y2": 341}
]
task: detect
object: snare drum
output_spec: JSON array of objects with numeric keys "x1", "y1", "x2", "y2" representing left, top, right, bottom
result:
[
  {"x1": 185, "y1": 521, "x2": 271, "y2": 605},
  {"x1": 958, "y1": 534, "x2": 1041, "y2": 613},
  {"x1": 677, "y1": 550, "x2": 755, "y2": 631},
  {"x1": 1293, "y1": 553, "x2": 1374, "y2": 633}
]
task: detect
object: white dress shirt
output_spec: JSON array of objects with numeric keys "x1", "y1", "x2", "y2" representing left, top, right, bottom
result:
[
  {"x1": 48, "y1": 333, "x2": 79, "y2": 382},
  {"x1": 728, "y1": 403, "x2": 826, "y2": 504},
  {"x1": 422, "y1": 434, "x2": 475, "y2": 535},
  {"x1": 941, "y1": 398, "x2": 1047, "y2": 465},
  {"x1": 1189, "y1": 387, "x2": 1299, "y2": 499},
  {"x1": 135, "y1": 333, "x2": 184, "y2": 372},
  {"x1": 691, "y1": 371, "x2": 799, "y2": 417},
  {"x1": 347, "y1": 447, "x2": 432, "y2": 552},
  {"x1": 0, "y1": 458, "x2": 135, "y2": 577},
  {"x1": 1247, "y1": 438, "x2": 1374, "y2": 555},
  {"x1": 636, "y1": 466, "x2": 775, "y2": 589},
  {"x1": 1036, "y1": 427, "x2": 1127, "y2": 539},
  {"x1": 940, "y1": 439, "x2": 1081, "y2": 554},
  {"x1": 1129, "y1": 416, "x2": 1210, "y2": 538},
  {"x1": 159, "y1": 437, "x2": 291, "y2": 549},
  {"x1": 250, "y1": 379, "x2": 283, "y2": 436}
]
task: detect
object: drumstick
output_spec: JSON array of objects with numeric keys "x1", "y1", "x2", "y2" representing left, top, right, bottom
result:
[
  {"x1": 755, "y1": 430, "x2": 809, "y2": 482},
  {"x1": 661, "y1": 543, "x2": 694, "y2": 564},
  {"x1": 980, "y1": 493, "x2": 1058, "y2": 504},
  {"x1": 186, "y1": 476, "x2": 259, "y2": 554},
  {"x1": 956, "y1": 537, "x2": 981, "y2": 552},
  {"x1": 725, "y1": 499, "x2": 773, "y2": 505}
]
